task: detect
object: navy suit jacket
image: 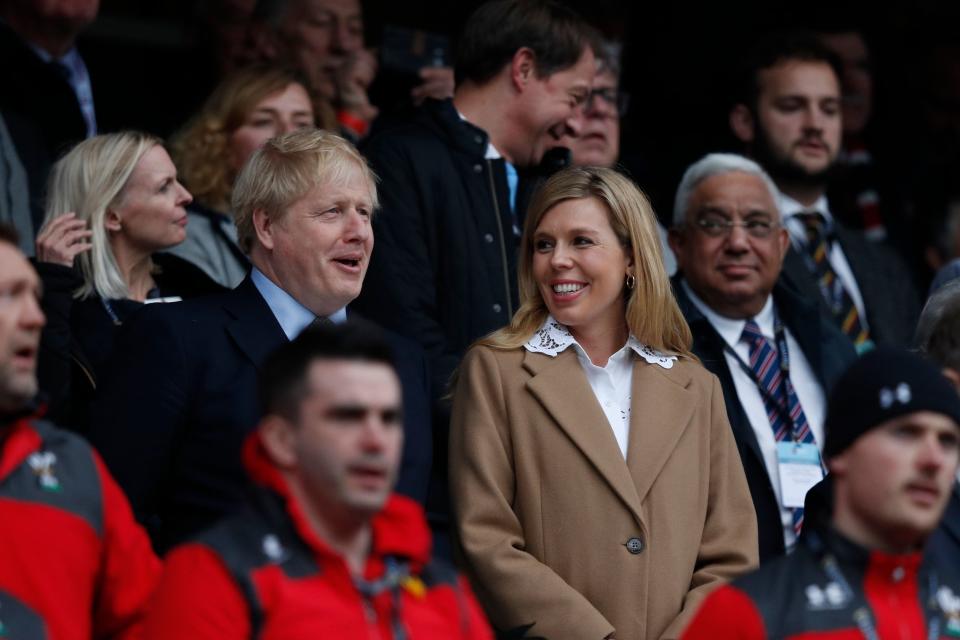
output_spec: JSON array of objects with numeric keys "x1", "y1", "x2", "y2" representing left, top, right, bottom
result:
[
  {"x1": 780, "y1": 222, "x2": 920, "y2": 348},
  {"x1": 89, "y1": 276, "x2": 432, "y2": 553},
  {"x1": 673, "y1": 277, "x2": 858, "y2": 563}
]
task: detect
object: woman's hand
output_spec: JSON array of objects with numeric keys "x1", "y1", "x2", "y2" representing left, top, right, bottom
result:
[{"x1": 36, "y1": 212, "x2": 93, "y2": 267}]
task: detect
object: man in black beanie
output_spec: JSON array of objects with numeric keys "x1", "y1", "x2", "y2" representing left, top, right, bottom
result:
[{"x1": 682, "y1": 348, "x2": 960, "y2": 639}]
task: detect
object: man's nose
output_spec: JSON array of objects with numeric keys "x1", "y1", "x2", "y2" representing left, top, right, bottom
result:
[{"x1": 22, "y1": 294, "x2": 46, "y2": 330}]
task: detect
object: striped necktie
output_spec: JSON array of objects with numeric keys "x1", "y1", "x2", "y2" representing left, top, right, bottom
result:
[
  {"x1": 796, "y1": 212, "x2": 870, "y2": 348},
  {"x1": 741, "y1": 320, "x2": 814, "y2": 536}
]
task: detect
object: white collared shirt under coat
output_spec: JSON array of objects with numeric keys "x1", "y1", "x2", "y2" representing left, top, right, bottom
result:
[{"x1": 682, "y1": 281, "x2": 826, "y2": 550}]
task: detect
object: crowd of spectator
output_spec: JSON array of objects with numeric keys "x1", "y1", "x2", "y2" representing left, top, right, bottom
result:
[{"x1": 1, "y1": 0, "x2": 960, "y2": 638}]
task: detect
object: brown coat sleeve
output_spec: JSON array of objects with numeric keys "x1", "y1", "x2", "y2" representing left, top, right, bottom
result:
[{"x1": 660, "y1": 374, "x2": 759, "y2": 639}]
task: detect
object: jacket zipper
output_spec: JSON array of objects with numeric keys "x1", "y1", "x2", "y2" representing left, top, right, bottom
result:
[{"x1": 485, "y1": 159, "x2": 515, "y2": 318}]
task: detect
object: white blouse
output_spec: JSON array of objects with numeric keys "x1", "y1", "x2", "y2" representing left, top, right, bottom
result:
[{"x1": 524, "y1": 316, "x2": 676, "y2": 458}]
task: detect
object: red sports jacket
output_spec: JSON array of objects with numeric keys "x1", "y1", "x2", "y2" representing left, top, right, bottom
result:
[
  {"x1": 144, "y1": 434, "x2": 493, "y2": 639},
  {"x1": 0, "y1": 416, "x2": 161, "y2": 640}
]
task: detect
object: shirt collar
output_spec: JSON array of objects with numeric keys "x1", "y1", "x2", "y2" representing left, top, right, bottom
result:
[
  {"x1": 251, "y1": 267, "x2": 346, "y2": 340},
  {"x1": 680, "y1": 279, "x2": 775, "y2": 347},
  {"x1": 776, "y1": 190, "x2": 833, "y2": 223},
  {"x1": 456, "y1": 109, "x2": 502, "y2": 160},
  {"x1": 523, "y1": 315, "x2": 677, "y2": 369}
]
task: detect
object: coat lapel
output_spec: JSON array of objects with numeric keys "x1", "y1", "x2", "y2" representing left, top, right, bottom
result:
[
  {"x1": 625, "y1": 360, "x2": 696, "y2": 503},
  {"x1": 523, "y1": 349, "x2": 645, "y2": 526},
  {"x1": 223, "y1": 276, "x2": 288, "y2": 368}
]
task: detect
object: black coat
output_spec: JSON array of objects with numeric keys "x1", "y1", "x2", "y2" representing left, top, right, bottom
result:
[
  {"x1": 780, "y1": 222, "x2": 920, "y2": 348},
  {"x1": 355, "y1": 97, "x2": 566, "y2": 395},
  {"x1": 673, "y1": 277, "x2": 858, "y2": 563},
  {"x1": 35, "y1": 252, "x2": 224, "y2": 434},
  {"x1": 88, "y1": 276, "x2": 433, "y2": 554},
  {"x1": 0, "y1": 23, "x2": 89, "y2": 231}
]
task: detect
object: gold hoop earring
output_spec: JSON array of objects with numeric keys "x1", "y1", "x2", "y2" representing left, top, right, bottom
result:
[{"x1": 626, "y1": 274, "x2": 636, "y2": 290}]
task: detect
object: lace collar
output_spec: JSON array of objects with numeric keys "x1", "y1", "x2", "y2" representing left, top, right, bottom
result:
[{"x1": 523, "y1": 316, "x2": 677, "y2": 369}]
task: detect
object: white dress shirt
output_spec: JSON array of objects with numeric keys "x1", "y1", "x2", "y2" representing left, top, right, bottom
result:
[
  {"x1": 682, "y1": 281, "x2": 826, "y2": 549},
  {"x1": 776, "y1": 191, "x2": 869, "y2": 329},
  {"x1": 524, "y1": 316, "x2": 677, "y2": 459},
  {"x1": 251, "y1": 267, "x2": 346, "y2": 340}
]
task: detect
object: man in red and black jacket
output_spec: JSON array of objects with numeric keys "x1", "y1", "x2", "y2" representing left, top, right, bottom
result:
[
  {"x1": 683, "y1": 348, "x2": 960, "y2": 640},
  {"x1": 0, "y1": 226, "x2": 161, "y2": 640},
  {"x1": 144, "y1": 322, "x2": 493, "y2": 639}
]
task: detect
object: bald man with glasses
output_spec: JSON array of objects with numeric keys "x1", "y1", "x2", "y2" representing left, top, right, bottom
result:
[{"x1": 668, "y1": 153, "x2": 858, "y2": 564}]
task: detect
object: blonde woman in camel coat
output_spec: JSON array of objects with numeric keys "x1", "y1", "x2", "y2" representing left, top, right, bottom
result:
[{"x1": 450, "y1": 167, "x2": 758, "y2": 640}]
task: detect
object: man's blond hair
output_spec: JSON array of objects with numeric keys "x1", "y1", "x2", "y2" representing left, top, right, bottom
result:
[{"x1": 232, "y1": 129, "x2": 378, "y2": 253}]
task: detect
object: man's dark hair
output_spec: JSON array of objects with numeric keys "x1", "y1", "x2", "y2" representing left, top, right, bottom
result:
[
  {"x1": 917, "y1": 281, "x2": 960, "y2": 373},
  {"x1": 258, "y1": 321, "x2": 397, "y2": 422},
  {"x1": 733, "y1": 30, "x2": 844, "y2": 112},
  {"x1": 455, "y1": 0, "x2": 597, "y2": 85},
  {"x1": 0, "y1": 223, "x2": 19, "y2": 247}
]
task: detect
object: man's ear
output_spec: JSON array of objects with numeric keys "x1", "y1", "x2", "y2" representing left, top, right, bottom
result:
[
  {"x1": 253, "y1": 209, "x2": 275, "y2": 250},
  {"x1": 826, "y1": 452, "x2": 847, "y2": 478},
  {"x1": 259, "y1": 416, "x2": 298, "y2": 469},
  {"x1": 510, "y1": 47, "x2": 537, "y2": 92},
  {"x1": 729, "y1": 103, "x2": 755, "y2": 143},
  {"x1": 667, "y1": 226, "x2": 685, "y2": 259}
]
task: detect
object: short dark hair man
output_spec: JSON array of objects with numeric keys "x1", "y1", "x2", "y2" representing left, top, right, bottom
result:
[
  {"x1": 89, "y1": 130, "x2": 433, "y2": 553},
  {"x1": 669, "y1": 153, "x2": 857, "y2": 562},
  {"x1": 0, "y1": 226, "x2": 160, "y2": 639},
  {"x1": 915, "y1": 281, "x2": 960, "y2": 565},
  {"x1": 729, "y1": 32, "x2": 919, "y2": 350},
  {"x1": 144, "y1": 323, "x2": 493, "y2": 639},
  {"x1": 355, "y1": 0, "x2": 597, "y2": 398},
  {"x1": 682, "y1": 348, "x2": 960, "y2": 639}
]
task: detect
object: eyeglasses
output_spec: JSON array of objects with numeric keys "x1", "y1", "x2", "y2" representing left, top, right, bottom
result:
[
  {"x1": 692, "y1": 217, "x2": 780, "y2": 239},
  {"x1": 586, "y1": 88, "x2": 630, "y2": 117}
]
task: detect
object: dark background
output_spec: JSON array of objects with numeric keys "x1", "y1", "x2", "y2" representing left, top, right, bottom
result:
[{"x1": 82, "y1": 1, "x2": 960, "y2": 221}]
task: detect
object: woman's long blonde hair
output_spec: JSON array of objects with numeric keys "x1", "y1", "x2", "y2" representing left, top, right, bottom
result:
[
  {"x1": 170, "y1": 65, "x2": 332, "y2": 213},
  {"x1": 476, "y1": 166, "x2": 693, "y2": 358},
  {"x1": 44, "y1": 131, "x2": 161, "y2": 300}
]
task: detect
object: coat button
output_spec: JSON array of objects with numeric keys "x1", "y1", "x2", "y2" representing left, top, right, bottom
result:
[
  {"x1": 473, "y1": 163, "x2": 483, "y2": 173},
  {"x1": 492, "y1": 303, "x2": 502, "y2": 313},
  {"x1": 474, "y1": 135, "x2": 483, "y2": 145},
  {"x1": 625, "y1": 537, "x2": 644, "y2": 554},
  {"x1": 484, "y1": 233, "x2": 494, "y2": 243}
]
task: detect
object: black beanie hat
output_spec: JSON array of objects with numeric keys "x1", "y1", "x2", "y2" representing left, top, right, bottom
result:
[{"x1": 823, "y1": 348, "x2": 960, "y2": 459}]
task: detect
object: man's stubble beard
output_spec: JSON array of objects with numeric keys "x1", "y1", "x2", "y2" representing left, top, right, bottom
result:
[{"x1": 752, "y1": 117, "x2": 838, "y2": 192}]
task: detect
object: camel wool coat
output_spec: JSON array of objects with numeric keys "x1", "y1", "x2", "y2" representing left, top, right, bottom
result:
[{"x1": 450, "y1": 344, "x2": 759, "y2": 640}]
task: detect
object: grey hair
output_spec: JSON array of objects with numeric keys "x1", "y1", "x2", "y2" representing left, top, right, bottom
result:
[
  {"x1": 915, "y1": 279, "x2": 960, "y2": 372},
  {"x1": 672, "y1": 153, "x2": 780, "y2": 226},
  {"x1": 595, "y1": 39, "x2": 622, "y2": 79},
  {"x1": 43, "y1": 131, "x2": 161, "y2": 300}
]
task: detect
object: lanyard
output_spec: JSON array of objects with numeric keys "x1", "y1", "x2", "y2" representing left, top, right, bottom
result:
[
  {"x1": 722, "y1": 311, "x2": 802, "y2": 439},
  {"x1": 353, "y1": 556, "x2": 410, "y2": 640}
]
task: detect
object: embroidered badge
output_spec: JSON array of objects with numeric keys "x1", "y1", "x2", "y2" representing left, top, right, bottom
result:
[
  {"x1": 27, "y1": 451, "x2": 60, "y2": 492},
  {"x1": 261, "y1": 533, "x2": 288, "y2": 563},
  {"x1": 401, "y1": 575, "x2": 426, "y2": 599},
  {"x1": 937, "y1": 586, "x2": 960, "y2": 636},
  {"x1": 804, "y1": 582, "x2": 849, "y2": 610}
]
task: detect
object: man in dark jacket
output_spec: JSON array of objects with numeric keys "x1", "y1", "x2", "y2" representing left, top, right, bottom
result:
[
  {"x1": 729, "y1": 32, "x2": 919, "y2": 349},
  {"x1": 914, "y1": 280, "x2": 960, "y2": 566},
  {"x1": 669, "y1": 153, "x2": 857, "y2": 563},
  {"x1": 89, "y1": 130, "x2": 433, "y2": 553},
  {"x1": 0, "y1": 226, "x2": 160, "y2": 639},
  {"x1": 143, "y1": 323, "x2": 493, "y2": 639},
  {"x1": 355, "y1": 0, "x2": 597, "y2": 396},
  {"x1": 682, "y1": 349, "x2": 960, "y2": 639}
]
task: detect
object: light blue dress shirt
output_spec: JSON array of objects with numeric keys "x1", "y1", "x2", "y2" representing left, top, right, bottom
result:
[{"x1": 251, "y1": 267, "x2": 346, "y2": 340}]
